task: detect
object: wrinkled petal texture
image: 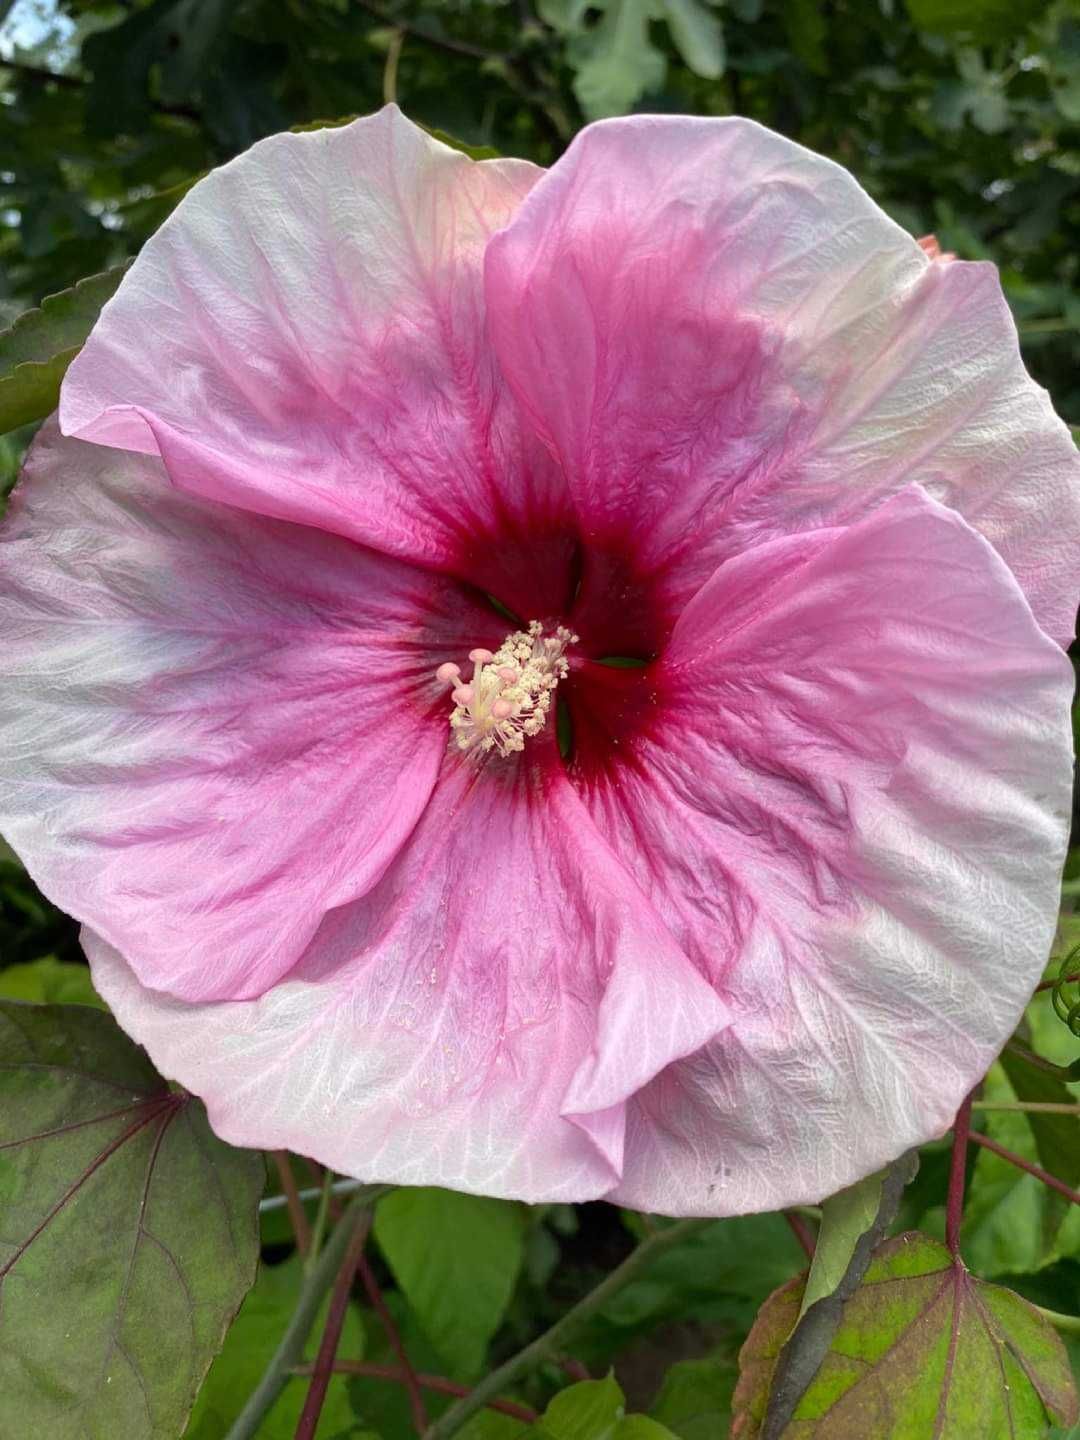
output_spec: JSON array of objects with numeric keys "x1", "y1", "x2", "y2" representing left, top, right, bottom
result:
[
  {"x1": 0, "y1": 423, "x2": 501, "y2": 1000},
  {"x1": 572, "y1": 487, "x2": 1072, "y2": 1213},
  {"x1": 61, "y1": 106, "x2": 565, "y2": 588},
  {"x1": 0, "y1": 108, "x2": 1074, "y2": 1213},
  {"x1": 486, "y1": 115, "x2": 1080, "y2": 646},
  {"x1": 85, "y1": 750, "x2": 729, "y2": 1200}
]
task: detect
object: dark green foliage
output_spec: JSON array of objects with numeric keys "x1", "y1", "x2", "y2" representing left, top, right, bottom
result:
[
  {"x1": 0, "y1": 1002, "x2": 265, "y2": 1439},
  {"x1": 1, "y1": 0, "x2": 1079, "y2": 420}
]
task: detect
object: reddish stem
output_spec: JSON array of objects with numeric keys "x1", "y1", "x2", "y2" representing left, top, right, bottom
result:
[
  {"x1": 968, "y1": 1129, "x2": 1080, "y2": 1207},
  {"x1": 294, "y1": 1210, "x2": 372, "y2": 1440},
  {"x1": 946, "y1": 1091, "x2": 975, "y2": 1257},
  {"x1": 559, "y1": 1357, "x2": 592, "y2": 1383},
  {"x1": 1035, "y1": 969, "x2": 1080, "y2": 993},
  {"x1": 357, "y1": 1253, "x2": 429, "y2": 1433},
  {"x1": 273, "y1": 1152, "x2": 312, "y2": 1258},
  {"x1": 783, "y1": 1210, "x2": 817, "y2": 1261},
  {"x1": 293, "y1": 1360, "x2": 538, "y2": 1422}
]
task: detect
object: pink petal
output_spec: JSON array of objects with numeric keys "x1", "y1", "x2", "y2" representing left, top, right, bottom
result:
[
  {"x1": 485, "y1": 115, "x2": 1080, "y2": 645},
  {"x1": 83, "y1": 748, "x2": 729, "y2": 1201},
  {"x1": 0, "y1": 422, "x2": 502, "y2": 1001},
  {"x1": 59, "y1": 107, "x2": 561, "y2": 582},
  {"x1": 576, "y1": 486, "x2": 1072, "y2": 1214}
]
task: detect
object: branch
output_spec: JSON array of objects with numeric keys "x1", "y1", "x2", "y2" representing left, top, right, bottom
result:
[
  {"x1": 946, "y1": 1091, "x2": 975, "y2": 1257},
  {"x1": 0, "y1": 56, "x2": 199, "y2": 121},
  {"x1": 292, "y1": 1361, "x2": 538, "y2": 1422},
  {"x1": 358, "y1": 1252, "x2": 429, "y2": 1433},
  {"x1": 783, "y1": 1209, "x2": 817, "y2": 1261},
  {"x1": 971, "y1": 1100, "x2": 1080, "y2": 1114},
  {"x1": 1035, "y1": 969, "x2": 1080, "y2": 993},
  {"x1": 354, "y1": 0, "x2": 499, "y2": 61},
  {"x1": 224, "y1": 1185, "x2": 390, "y2": 1440},
  {"x1": 423, "y1": 1218, "x2": 710, "y2": 1440},
  {"x1": 353, "y1": 0, "x2": 572, "y2": 141},
  {"x1": 272, "y1": 1152, "x2": 312, "y2": 1258},
  {"x1": 968, "y1": 1130, "x2": 1080, "y2": 1207},
  {"x1": 294, "y1": 1209, "x2": 373, "y2": 1440}
]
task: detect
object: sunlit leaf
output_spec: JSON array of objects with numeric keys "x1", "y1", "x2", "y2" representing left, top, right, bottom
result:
[
  {"x1": 0, "y1": 955, "x2": 104, "y2": 1008},
  {"x1": 0, "y1": 265, "x2": 129, "y2": 433},
  {"x1": 732, "y1": 1232, "x2": 1079, "y2": 1439}
]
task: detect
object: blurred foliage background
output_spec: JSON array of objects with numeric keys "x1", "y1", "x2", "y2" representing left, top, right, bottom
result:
[
  {"x1": 3, "y1": 0, "x2": 1080, "y2": 444},
  {"x1": 1, "y1": 3, "x2": 1079, "y2": 1435}
]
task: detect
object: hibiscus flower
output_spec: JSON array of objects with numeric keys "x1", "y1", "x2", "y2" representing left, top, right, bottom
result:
[{"x1": 1, "y1": 108, "x2": 1076, "y2": 1214}]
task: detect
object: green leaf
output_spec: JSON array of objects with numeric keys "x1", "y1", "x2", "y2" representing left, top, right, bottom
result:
[
  {"x1": 0, "y1": 1002, "x2": 264, "y2": 1439},
  {"x1": 660, "y1": 0, "x2": 725, "y2": 80},
  {"x1": 798, "y1": 1172, "x2": 883, "y2": 1317},
  {"x1": 649, "y1": 1355, "x2": 737, "y2": 1439},
  {"x1": 963, "y1": 1062, "x2": 1080, "y2": 1277},
  {"x1": 374, "y1": 1187, "x2": 526, "y2": 1378},
  {"x1": 568, "y1": 0, "x2": 667, "y2": 119},
  {"x1": 534, "y1": 1376, "x2": 625, "y2": 1440},
  {"x1": 423, "y1": 125, "x2": 503, "y2": 160},
  {"x1": 532, "y1": 1379, "x2": 679, "y2": 1440},
  {"x1": 732, "y1": 1232, "x2": 1079, "y2": 1439},
  {"x1": 905, "y1": 0, "x2": 1047, "y2": 41},
  {"x1": 579, "y1": 1213, "x2": 806, "y2": 1370},
  {"x1": 0, "y1": 956, "x2": 105, "y2": 1008},
  {"x1": 184, "y1": 1254, "x2": 365, "y2": 1438},
  {"x1": 783, "y1": 0, "x2": 827, "y2": 74},
  {"x1": 0, "y1": 265, "x2": 129, "y2": 433},
  {"x1": 761, "y1": 1153, "x2": 918, "y2": 1433}
]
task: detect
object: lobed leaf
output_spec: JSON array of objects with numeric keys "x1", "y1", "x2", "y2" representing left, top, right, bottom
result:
[
  {"x1": 0, "y1": 1002, "x2": 264, "y2": 1440},
  {"x1": 732, "y1": 1231, "x2": 1079, "y2": 1439},
  {"x1": 0, "y1": 265, "x2": 129, "y2": 434}
]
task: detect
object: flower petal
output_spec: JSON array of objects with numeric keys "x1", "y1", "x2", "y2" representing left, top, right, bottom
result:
[
  {"x1": 572, "y1": 485, "x2": 1072, "y2": 1214},
  {"x1": 83, "y1": 748, "x2": 729, "y2": 1201},
  {"x1": 485, "y1": 115, "x2": 1080, "y2": 644},
  {"x1": 0, "y1": 422, "x2": 499, "y2": 1001},
  {"x1": 59, "y1": 106, "x2": 560, "y2": 579}
]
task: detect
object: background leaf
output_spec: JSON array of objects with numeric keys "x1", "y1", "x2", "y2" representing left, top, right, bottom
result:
[
  {"x1": 184, "y1": 1254, "x2": 366, "y2": 1438},
  {"x1": 0, "y1": 264, "x2": 128, "y2": 433},
  {"x1": 0, "y1": 1002, "x2": 264, "y2": 1440},
  {"x1": 374, "y1": 1187, "x2": 527, "y2": 1379}
]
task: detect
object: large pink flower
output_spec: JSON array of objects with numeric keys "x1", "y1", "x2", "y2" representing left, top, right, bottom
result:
[{"x1": 1, "y1": 108, "x2": 1076, "y2": 1213}]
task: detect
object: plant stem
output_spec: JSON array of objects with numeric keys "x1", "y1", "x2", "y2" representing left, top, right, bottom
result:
[
  {"x1": 1034, "y1": 1305, "x2": 1080, "y2": 1336},
  {"x1": 968, "y1": 1130, "x2": 1080, "y2": 1207},
  {"x1": 1035, "y1": 969, "x2": 1080, "y2": 993},
  {"x1": 359, "y1": 1251, "x2": 429, "y2": 1433},
  {"x1": 1003, "y1": 1040, "x2": 1078, "y2": 1080},
  {"x1": 259, "y1": 1176, "x2": 371, "y2": 1215},
  {"x1": 273, "y1": 1152, "x2": 312, "y2": 1257},
  {"x1": 946, "y1": 1091, "x2": 974, "y2": 1257},
  {"x1": 971, "y1": 1100, "x2": 1080, "y2": 1114},
  {"x1": 423, "y1": 1218, "x2": 710, "y2": 1440},
  {"x1": 306, "y1": 1168, "x2": 335, "y2": 1273},
  {"x1": 224, "y1": 1185, "x2": 389, "y2": 1440},
  {"x1": 292, "y1": 1361, "x2": 539, "y2": 1422},
  {"x1": 294, "y1": 1209, "x2": 373, "y2": 1440},
  {"x1": 383, "y1": 29, "x2": 405, "y2": 106},
  {"x1": 783, "y1": 1209, "x2": 816, "y2": 1260}
]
